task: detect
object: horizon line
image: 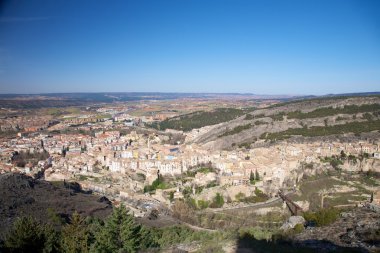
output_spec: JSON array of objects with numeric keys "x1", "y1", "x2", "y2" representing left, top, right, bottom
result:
[{"x1": 0, "y1": 91, "x2": 379, "y2": 97}]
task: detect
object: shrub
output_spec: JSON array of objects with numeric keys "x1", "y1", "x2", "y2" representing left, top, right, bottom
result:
[
  {"x1": 168, "y1": 191, "x2": 175, "y2": 202},
  {"x1": 235, "y1": 192, "x2": 246, "y2": 201},
  {"x1": 363, "y1": 113, "x2": 373, "y2": 121},
  {"x1": 336, "y1": 116, "x2": 349, "y2": 121},
  {"x1": 303, "y1": 163, "x2": 314, "y2": 169},
  {"x1": 245, "y1": 114, "x2": 255, "y2": 120},
  {"x1": 329, "y1": 158, "x2": 343, "y2": 170},
  {"x1": 218, "y1": 124, "x2": 252, "y2": 137},
  {"x1": 172, "y1": 200, "x2": 196, "y2": 224},
  {"x1": 144, "y1": 177, "x2": 170, "y2": 192},
  {"x1": 197, "y1": 199, "x2": 210, "y2": 209},
  {"x1": 270, "y1": 112, "x2": 285, "y2": 121},
  {"x1": 197, "y1": 167, "x2": 216, "y2": 174},
  {"x1": 303, "y1": 207, "x2": 340, "y2": 227},
  {"x1": 187, "y1": 198, "x2": 198, "y2": 209},
  {"x1": 209, "y1": 193, "x2": 224, "y2": 208},
  {"x1": 348, "y1": 154, "x2": 357, "y2": 164},
  {"x1": 241, "y1": 189, "x2": 269, "y2": 204},
  {"x1": 238, "y1": 142, "x2": 251, "y2": 149},
  {"x1": 206, "y1": 181, "x2": 218, "y2": 188},
  {"x1": 254, "y1": 120, "x2": 267, "y2": 125},
  {"x1": 293, "y1": 223, "x2": 304, "y2": 234}
]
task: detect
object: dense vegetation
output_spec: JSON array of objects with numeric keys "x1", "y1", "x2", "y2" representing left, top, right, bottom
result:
[
  {"x1": 244, "y1": 114, "x2": 255, "y2": 120},
  {"x1": 219, "y1": 123, "x2": 252, "y2": 137},
  {"x1": 266, "y1": 94, "x2": 380, "y2": 109},
  {"x1": 320, "y1": 155, "x2": 344, "y2": 170},
  {"x1": 286, "y1": 104, "x2": 380, "y2": 119},
  {"x1": 269, "y1": 112, "x2": 285, "y2": 121},
  {"x1": 267, "y1": 103, "x2": 380, "y2": 122},
  {"x1": 0, "y1": 205, "x2": 221, "y2": 253},
  {"x1": 1, "y1": 203, "x2": 367, "y2": 253},
  {"x1": 254, "y1": 120, "x2": 267, "y2": 125},
  {"x1": 197, "y1": 167, "x2": 216, "y2": 174},
  {"x1": 244, "y1": 113, "x2": 265, "y2": 120},
  {"x1": 241, "y1": 188, "x2": 269, "y2": 203},
  {"x1": 148, "y1": 108, "x2": 252, "y2": 131},
  {"x1": 238, "y1": 141, "x2": 253, "y2": 149},
  {"x1": 249, "y1": 170, "x2": 260, "y2": 184},
  {"x1": 302, "y1": 207, "x2": 341, "y2": 227},
  {"x1": 184, "y1": 166, "x2": 217, "y2": 177},
  {"x1": 320, "y1": 151, "x2": 374, "y2": 172},
  {"x1": 261, "y1": 120, "x2": 380, "y2": 140},
  {"x1": 143, "y1": 176, "x2": 172, "y2": 193},
  {"x1": 3, "y1": 204, "x2": 315, "y2": 253}
]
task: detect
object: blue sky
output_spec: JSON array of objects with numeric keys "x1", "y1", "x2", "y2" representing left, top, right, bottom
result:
[{"x1": 0, "y1": 0, "x2": 379, "y2": 95}]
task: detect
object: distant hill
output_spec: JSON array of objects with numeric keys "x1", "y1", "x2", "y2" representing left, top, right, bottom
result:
[
  {"x1": 0, "y1": 91, "x2": 378, "y2": 109},
  {"x1": 323, "y1": 91, "x2": 380, "y2": 97},
  {"x1": 190, "y1": 95, "x2": 380, "y2": 150},
  {"x1": 0, "y1": 92, "x2": 299, "y2": 108}
]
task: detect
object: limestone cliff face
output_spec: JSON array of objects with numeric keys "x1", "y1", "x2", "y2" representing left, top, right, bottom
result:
[
  {"x1": 342, "y1": 159, "x2": 380, "y2": 172},
  {"x1": 260, "y1": 162, "x2": 329, "y2": 196},
  {"x1": 264, "y1": 157, "x2": 380, "y2": 195},
  {"x1": 188, "y1": 96, "x2": 380, "y2": 150}
]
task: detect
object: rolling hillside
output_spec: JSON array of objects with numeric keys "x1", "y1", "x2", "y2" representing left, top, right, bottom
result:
[{"x1": 187, "y1": 96, "x2": 380, "y2": 150}]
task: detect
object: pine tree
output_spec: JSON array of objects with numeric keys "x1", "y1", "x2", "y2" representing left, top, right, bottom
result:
[
  {"x1": 255, "y1": 169, "x2": 260, "y2": 181},
  {"x1": 61, "y1": 212, "x2": 89, "y2": 253},
  {"x1": 211, "y1": 193, "x2": 224, "y2": 208},
  {"x1": 249, "y1": 170, "x2": 255, "y2": 183},
  {"x1": 43, "y1": 224, "x2": 62, "y2": 253},
  {"x1": 4, "y1": 216, "x2": 46, "y2": 252},
  {"x1": 91, "y1": 205, "x2": 144, "y2": 253}
]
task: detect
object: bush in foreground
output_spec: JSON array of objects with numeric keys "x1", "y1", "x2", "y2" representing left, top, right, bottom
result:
[{"x1": 302, "y1": 207, "x2": 340, "y2": 227}]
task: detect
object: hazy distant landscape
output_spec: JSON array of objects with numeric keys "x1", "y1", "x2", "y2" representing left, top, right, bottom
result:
[
  {"x1": 1, "y1": 92, "x2": 379, "y2": 252},
  {"x1": 1, "y1": 0, "x2": 380, "y2": 252}
]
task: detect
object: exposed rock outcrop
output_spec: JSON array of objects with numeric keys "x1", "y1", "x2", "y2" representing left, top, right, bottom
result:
[
  {"x1": 280, "y1": 215, "x2": 306, "y2": 230},
  {"x1": 295, "y1": 207, "x2": 380, "y2": 251}
]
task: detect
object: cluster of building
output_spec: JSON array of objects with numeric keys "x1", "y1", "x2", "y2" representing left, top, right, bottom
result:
[{"x1": 1, "y1": 123, "x2": 379, "y2": 201}]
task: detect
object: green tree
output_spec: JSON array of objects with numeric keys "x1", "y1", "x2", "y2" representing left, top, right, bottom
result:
[
  {"x1": 340, "y1": 150, "x2": 347, "y2": 159},
  {"x1": 144, "y1": 176, "x2": 169, "y2": 193},
  {"x1": 249, "y1": 170, "x2": 255, "y2": 183},
  {"x1": 47, "y1": 207, "x2": 65, "y2": 226},
  {"x1": 43, "y1": 224, "x2": 62, "y2": 253},
  {"x1": 91, "y1": 205, "x2": 145, "y2": 253},
  {"x1": 61, "y1": 212, "x2": 89, "y2": 253},
  {"x1": 4, "y1": 216, "x2": 46, "y2": 253},
  {"x1": 255, "y1": 169, "x2": 260, "y2": 181},
  {"x1": 210, "y1": 193, "x2": 224, "y2": 208}
]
